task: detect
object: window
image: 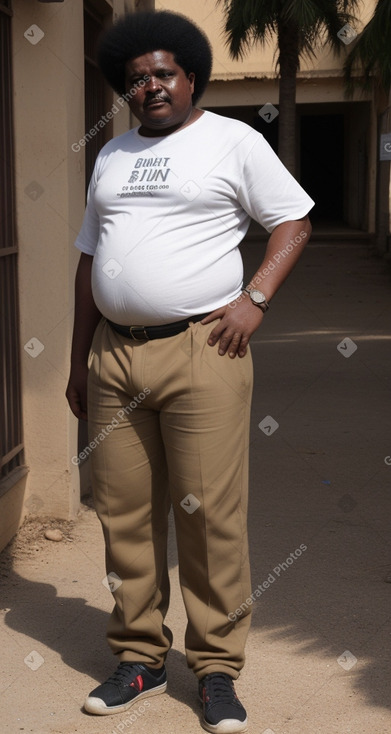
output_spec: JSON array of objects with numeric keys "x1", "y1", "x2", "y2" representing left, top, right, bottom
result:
[{"x1": 0, "y1": 0, "x2": 24, "y2": 482}]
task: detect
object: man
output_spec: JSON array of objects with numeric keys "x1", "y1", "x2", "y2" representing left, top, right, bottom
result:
[{"x1": 66, "y1": 10, "x2": 314, "y2": 734}]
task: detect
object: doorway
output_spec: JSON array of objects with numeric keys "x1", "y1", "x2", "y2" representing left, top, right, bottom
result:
[{"x1": 300, "y1": 113, "x2": 345, "y2": 224}]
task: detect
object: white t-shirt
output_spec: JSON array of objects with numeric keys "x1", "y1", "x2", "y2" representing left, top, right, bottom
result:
[{"x1": 75, "y1": 110, "x2": 314, "y2": 325}]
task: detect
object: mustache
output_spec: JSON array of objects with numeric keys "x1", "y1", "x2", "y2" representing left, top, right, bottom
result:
[{"x1": 144, "y1": 94, "x2": 170, "y2": 106}]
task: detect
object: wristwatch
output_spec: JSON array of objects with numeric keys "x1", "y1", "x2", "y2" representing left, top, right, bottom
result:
[{"x1": 242, "y1": 287, "x2": 270, "y2": 313}]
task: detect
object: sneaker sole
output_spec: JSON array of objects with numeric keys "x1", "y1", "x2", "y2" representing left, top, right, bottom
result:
[
  {"x1": 201, "y1": 717, "x2": 248, "y2": 734},
  {"x1": 84, "y1": 680, "x2": 167, "y2": 716}
]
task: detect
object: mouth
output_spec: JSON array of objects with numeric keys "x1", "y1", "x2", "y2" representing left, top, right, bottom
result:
[{"x1": 144, "y1": 97, "x2": 170, "y2": 109}]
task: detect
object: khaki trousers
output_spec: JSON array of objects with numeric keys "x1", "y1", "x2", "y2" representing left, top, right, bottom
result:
[{"x1": 87, "y1": 317, "x2": 253, "y2": 680}]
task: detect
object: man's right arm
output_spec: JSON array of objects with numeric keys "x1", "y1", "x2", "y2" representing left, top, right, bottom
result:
[{"x1": 66, "y1": 253, "x2": 102, "y2": 421}]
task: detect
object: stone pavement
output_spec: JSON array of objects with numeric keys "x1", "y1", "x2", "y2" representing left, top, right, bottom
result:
[{"x1": 1, "y1": 239, "x2": 391, "y2": 734}]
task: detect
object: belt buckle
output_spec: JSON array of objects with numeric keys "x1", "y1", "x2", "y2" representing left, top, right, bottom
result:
[{"x1": 129, "y1": 325, "x2": 149, "y2": 341}]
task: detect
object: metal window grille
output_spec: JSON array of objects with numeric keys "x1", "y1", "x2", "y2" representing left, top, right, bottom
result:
[{"x1": 0, "y1": 0, "x2": 24, "y2": 482}]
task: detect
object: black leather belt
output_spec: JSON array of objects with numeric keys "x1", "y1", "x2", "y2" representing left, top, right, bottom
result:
[{"x1": 107, "y1": 312, "x2": 210, "y2": 341}]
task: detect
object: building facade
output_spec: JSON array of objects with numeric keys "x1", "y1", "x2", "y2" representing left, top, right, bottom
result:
[{"x1": 0, "y1": 0, "x2": 389, "y2": 550}]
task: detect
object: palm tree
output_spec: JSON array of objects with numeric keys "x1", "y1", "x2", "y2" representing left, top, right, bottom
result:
[
  {"x1": 217, "y1": 0, "x2": 360, "y2": 176},
  {"x1": 344, "y1": 0, "x2": 391, "y2": 252},
  {"x1": 344, "y1": 0, "x2": 391, "y2": 96}
]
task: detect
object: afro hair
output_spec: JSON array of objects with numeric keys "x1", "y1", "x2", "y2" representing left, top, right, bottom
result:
[{"x1": 97, "y1": 10, "x2": 213, "y2": 105}]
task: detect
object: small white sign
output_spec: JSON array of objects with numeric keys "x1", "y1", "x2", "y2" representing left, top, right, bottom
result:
[
  {"x1": 180, "y1": 181, "x2": 201, "y2": 201},
  {"x1": 24, "y1": 651, "x2": 45, "y2": 670},
  {"x1": 337, "y1": 650, "x2": 357, "y2": 670},
  {"x1": 180, "y1": 494, "x2": 201, "y2": 514},
  {"x1": 24, "y1": 337, "x2": 45, "y2": 358},
  {"x1": 258, "y1": 103, "x2": 279, "y2": 123},
  {"x1": 102, "y1": 259, "x2": 123, "y2": 279},
  {"x1": 24, "y1": 25, "x2": 45, "y2": 46},
  {"x1": 258, "y1": 416, "x2": 279, "y2": 436},
  {"x1": 337, "y1": 24, "x2": 357, "y2": 45},
  {"x1": 380, "y1": 133, "x2": 391, "y2": 161},
  {"x1": 337, "y1": 337, "x2": 357, "y2": 358},
  {"x1": 102, "y1": 572, "x2": 123, "y2": 592}
]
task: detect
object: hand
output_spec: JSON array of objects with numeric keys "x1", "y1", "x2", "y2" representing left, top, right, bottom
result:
[
  {"x1": 201, "y1": 295, "x2": 264, "y2": 358},
  {"x1": 66, "y1": 363, "x2": 89, "y2": 420}
]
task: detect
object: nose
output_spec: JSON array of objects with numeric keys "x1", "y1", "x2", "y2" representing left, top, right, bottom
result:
[{"x1": 144, "y1": 75, "x2": 162, "y2": 93}]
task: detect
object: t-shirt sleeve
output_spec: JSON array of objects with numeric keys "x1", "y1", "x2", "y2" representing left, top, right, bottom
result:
[
  {"x1": 74, "y1": 165, "x2": 100, "y2": 256},
  {"x1": 237, "y1": 135, "x2": 315, "y2": 233}
]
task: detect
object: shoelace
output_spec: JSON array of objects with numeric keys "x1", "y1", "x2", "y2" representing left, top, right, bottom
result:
[
  {"x1": 204, "y1": 674, "x2": 241, "y2": 707},
  {"x1": 105, "y1": 663, "x2": 143, "y2": 687}
]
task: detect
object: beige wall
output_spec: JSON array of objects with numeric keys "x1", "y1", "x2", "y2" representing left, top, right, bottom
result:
[
  {"x1": 200, "y1": 76, "x2": 372, "y2": 109},
  {"x1": 12, "y1": 0, "x2": 86, "y2": 523}
]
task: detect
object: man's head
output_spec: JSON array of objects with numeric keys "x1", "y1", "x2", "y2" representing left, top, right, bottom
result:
[
  {"x1": 98, "y1": 10, "x2": 212, "y2": 105},
  {"x1": 123, "y1": 50, "x2": 196, "y2": 136}
]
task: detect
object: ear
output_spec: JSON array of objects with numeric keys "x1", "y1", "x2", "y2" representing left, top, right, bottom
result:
[{"x1": 188, "y1": 71, "x2": 195, "y2": 95}]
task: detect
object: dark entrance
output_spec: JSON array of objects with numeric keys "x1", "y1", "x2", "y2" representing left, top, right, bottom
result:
[{"x1": 300, "y1": 113, "x2": 345, "y2": 224}]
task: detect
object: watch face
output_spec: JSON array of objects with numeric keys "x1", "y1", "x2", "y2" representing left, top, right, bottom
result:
[{"x1": 250, "y1": 290, "x2": 266, "y2": 304}]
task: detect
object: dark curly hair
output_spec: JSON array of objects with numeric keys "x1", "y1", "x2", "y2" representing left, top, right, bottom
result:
[{"x1": 97, "y1": 10, "x2": 213, "y2": 104}]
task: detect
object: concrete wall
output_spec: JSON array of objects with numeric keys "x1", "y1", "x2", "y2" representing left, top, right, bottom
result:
[
  {"x1": 200, "y1": 76, "x2": 372, "y2": 109},
  {"x1": 12, "y1": 0, "x2": 86, "y2": 524}
]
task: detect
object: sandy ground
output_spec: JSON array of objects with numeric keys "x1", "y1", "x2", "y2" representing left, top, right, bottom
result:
[{"x1": 1, "y1": 240, "x2": 391, "y2": 734}]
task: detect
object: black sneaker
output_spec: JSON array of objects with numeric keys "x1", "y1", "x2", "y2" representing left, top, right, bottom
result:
[
  {"x1": 199, "y1": 673, "x2": 248, "y2": 733},
  {"x1": 84, "y1": 662, "x2": 167, "y2": 715}
]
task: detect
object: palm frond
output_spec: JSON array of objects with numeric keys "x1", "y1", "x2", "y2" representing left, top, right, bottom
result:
[
  {"x1": 216, "y1": 0, "x2": 281, "y2": 59},
  {"x1": 283, "y1": 0, "x2": 361, "y2": 60},
  {"x1": 344, "y1": 0, "x2": 391, "y2": 95},
  {"x1": 218, "y1": 0, "x2": 361, "y2": 68}
]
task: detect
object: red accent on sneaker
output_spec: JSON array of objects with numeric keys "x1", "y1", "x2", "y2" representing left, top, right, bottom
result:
[{"x1": 129, "y1": 674, "x2": 144, "y2": 692}]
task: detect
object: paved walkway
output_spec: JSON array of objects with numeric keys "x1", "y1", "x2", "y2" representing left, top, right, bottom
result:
[{"x1": 1, "y1": 240, "x2": 391, "y2": 734}]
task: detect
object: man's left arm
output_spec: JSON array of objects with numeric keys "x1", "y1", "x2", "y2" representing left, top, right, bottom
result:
[{"x1": 201, "y1": 215, "x2": 312, "y2": 358}]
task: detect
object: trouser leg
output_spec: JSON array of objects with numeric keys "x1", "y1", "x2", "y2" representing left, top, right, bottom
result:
[
  {"x1": 87, "y1": 319, "x2": 171, "y2": 668},
  {"x1": 158, "y1": 320, "x2": 253, "y2": 680}
]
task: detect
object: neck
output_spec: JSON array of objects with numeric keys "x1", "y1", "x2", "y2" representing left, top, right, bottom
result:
[{"x1": 138, "y1": 108, "x2": 203, "y2": 138}]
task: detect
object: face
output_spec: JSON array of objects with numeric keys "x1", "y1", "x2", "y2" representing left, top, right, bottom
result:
[{"x1": 124, "y1": 50, "x2": 195, "y2": 137}]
